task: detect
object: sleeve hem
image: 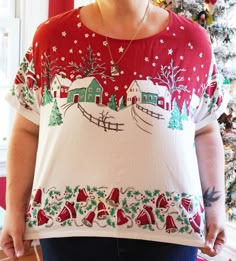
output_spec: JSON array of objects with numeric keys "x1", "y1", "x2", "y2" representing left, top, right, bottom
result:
[
  {"x1": 195, "y1": 92, "x2": 230, "y2": 131},
  {"x1": 5, "y1": 96, "x2": 40, "y2": 126}
]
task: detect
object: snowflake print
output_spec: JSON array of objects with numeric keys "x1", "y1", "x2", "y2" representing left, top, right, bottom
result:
[
  {"x1": 139, "y1": 74, "x2": 143, "y2": 78},
  {"x1": 92, "y1": 33, "x2": 96, "y2": 37},
  {"x1": 78, "y1": 50, "x2": 82, "y2": 54},
  {"x1": 168, "y1": 49, "x2": 173, "y2": 55},
  {"x1": 166, "y1": 26, "x2": 170, "y2": 31},
  {"x1": 85, "y1": 34, "x2": 89, "y2": 38},
  {"x1": 74, "y1": 40, "x2": 78, "y2": 44},
  {"x1": 172, "y1": 33, "x2": 176, "y2": 36},
  {"x1": 36, "y1": 75, "x2": 40, "y2": 79},
  {"x1": 155, "y1": 56, "x2": 159, "y2": 60},
  {"x1": 152, "y1": 63, "x2": 156, "y2": 67},
  {"x1": 69, "y1": 49, "x2": 73, "y2": 54},
  {"x1": 199, "y1": 53, "x2": 203, "y2": 58},
  {"x1": 145, "y1": 57, "x2": 149, "y2": 62},
  {"x1": 193, "y1": 67, "x2": 196, "y2": 72},
  {"x1": 114, "y1": 86, "x2": 119, "y2": 91},
  {"x1": 119, "y1": 47, "x2": 124, "y2": 53},
  {"x1": 62, "y1": 31, "x2": 67, "y2": 37},
  {"x1": 188, "y1": 43, "x2": 193, "y2": 49},
  {"x1": 120, "y1": 71, "x2": 124, "y2": 75},
  {"x1": 124, "y1": 85, "x2": 128, "y2": 89},
  {"x1": 180, "y1": 26, "x2": 185, "y2": 30},
  {"x1": 77, "y1": 22, "x2": 82, "y2": 28},
  {"x1": 61, "y1": 57, "x2": 65, "y2": 61},
  {"x1": 103, "y1": 41, "x2": 108, "y2": 46},
  {"x1": 52, "y1": 46, "x2": 57, "y2": 52},
  {"x1": 97, "y1": 53, "x2": 101, "y2": 56},
  {"x1": 160, "y1": 39, "x2": 164, "y2": 44},
  {"x1": 188, "y1": 77, "x2": 191, "y2": 81},
  {"x1": 201, "y1": 64, "x2": 204, "y2": 68},
  {"x1": 134, "y1": 72, "x2": 137, "y2": 75},
  {"x1": 105, "y1": 92, "x2": 109, "y2": 97},
  {"x1": 104, "y1": 81, "x2": 107, "y2": 84},
  {"x1": 197, "y1": 76, "x2": 200, "y2": 82},
  {"x1": 180, "y1": 56, "x2": 184, "y2": 60}
]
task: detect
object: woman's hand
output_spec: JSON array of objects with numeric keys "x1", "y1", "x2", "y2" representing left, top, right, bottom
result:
[{"x1": 0, "y1": 211, "x2": 32, "y2": 259}]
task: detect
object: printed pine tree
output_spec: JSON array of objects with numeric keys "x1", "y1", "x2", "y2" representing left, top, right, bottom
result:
[
  {"x1": 119, "y1": 96, "x2": 126, "y2": 110},
  {"x1": 168, "y1": 99, "x2": 183, "y2": 130},
  {"x1": 42, "y1": 85, "x2": 53, "y2": 106},
  {"x1": 181, "y1": 101, "x2": 188, "y2": 121},
  {"x1": 108, "y1": 94, "x2": 117, "y2": 111},
  {"x1": 49, "y1": 99, "x2": 63, "y2": 126}
]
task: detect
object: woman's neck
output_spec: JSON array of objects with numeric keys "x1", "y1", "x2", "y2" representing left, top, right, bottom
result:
[
  {"x1": 80, "y1": 1, "x2": 169, "y2": 40},
  {"x1": 96, "y1": 0, "x2": 150, "y2": 24}
]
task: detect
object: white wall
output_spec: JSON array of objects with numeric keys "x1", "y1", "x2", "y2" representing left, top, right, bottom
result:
[
  {"x1": 15, "y1": 0, "x2": 48, "y2": 59},
  {"x1": 74, "y1": 0, "x2": 95, "y2": 7}
]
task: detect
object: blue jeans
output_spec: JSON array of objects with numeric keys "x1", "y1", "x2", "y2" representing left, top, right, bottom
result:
[{"x1": 40, "y1": 237, "x2": 198, "y2": 261}]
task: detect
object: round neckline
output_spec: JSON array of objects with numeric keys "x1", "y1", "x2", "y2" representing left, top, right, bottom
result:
[{"x1": 77, "y1": 7, "x2": 173, "y2": 42}]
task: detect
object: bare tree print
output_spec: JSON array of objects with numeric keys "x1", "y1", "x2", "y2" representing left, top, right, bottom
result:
[
  {"x1": 69, "y1": 45, "x2": 114, "y2": 81},
  {"x1": 99, "y1": 110, "x2": 115, "y2": 132},
  {"x1": 41, "y1": 53, "x2": 65, "y2": 85},
  {"x1": 155, "y1": 59, "x2": 189, "y2": 94}
]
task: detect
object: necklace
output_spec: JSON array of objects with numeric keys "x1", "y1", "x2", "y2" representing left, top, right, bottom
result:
[{"x1": 99, "y1": 2, "x2": 150, "y2": 76}]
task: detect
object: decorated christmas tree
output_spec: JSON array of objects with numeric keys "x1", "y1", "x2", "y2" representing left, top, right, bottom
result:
[{"x1": 153, "y1": 0, "x2": 236, "y2": 80}]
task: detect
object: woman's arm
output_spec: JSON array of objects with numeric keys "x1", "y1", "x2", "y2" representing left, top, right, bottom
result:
[
  {"x1": 195, "y1": 120, "x2": 227, "y2": 257},
  {"x1": 0, "y1": 113, "x2": 39, "y2": 259}
]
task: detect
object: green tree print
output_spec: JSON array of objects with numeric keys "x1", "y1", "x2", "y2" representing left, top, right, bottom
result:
[
  {"x1": 49, "y1": 99, "x2": 63, "y2": 126},
  {"x1": 168, "y1": 99, "x2": 183, "y2": 130},
  {"x1": 108, "y1": 94, "x2": 117, "y2": 111},
  {"x1": 42, "y1": 85, "x2": 53, "y2": 106},
  {"x1": 181, "y1": 101, "x2": 188, "y2": 121},
  {"x1": 119, "y1": 96, "x2": 126, "y2": 110}
]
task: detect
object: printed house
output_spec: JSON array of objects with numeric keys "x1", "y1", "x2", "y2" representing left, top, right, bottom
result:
[
  {"x1": 67, "y1": 77, "x2": 103, "y2": 104},
  {"x1": 156, "y1": 84, "x2": 171, "y2": 111},
  {"x1": 51, "y1": 74, "x2": 71, "y2": 98},
  {"x1": 126, "y1": 80, "x2": 159, "y2": 107}
]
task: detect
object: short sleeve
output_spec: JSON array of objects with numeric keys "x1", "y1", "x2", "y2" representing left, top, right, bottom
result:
[
  {"x1": 5, "y1": 47, "x2": 42, "y2": 125},
  {"x1": 193, "y1": 54, "x2": 229, "y2": 130}
]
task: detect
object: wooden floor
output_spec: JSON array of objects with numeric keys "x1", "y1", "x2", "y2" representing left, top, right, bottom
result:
[{"x1": 0, "y1": 246, "x2": 42, "y2": 261}]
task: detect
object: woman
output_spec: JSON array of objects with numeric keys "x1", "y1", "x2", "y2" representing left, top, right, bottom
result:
[{"x1": 0, "y1": 0, "x2": 226, "y2": 260}]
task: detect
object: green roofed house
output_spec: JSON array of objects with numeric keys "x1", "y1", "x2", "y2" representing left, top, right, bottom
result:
[{"x1": 67, "y1": 77, "x2": 103, "y2": 105}]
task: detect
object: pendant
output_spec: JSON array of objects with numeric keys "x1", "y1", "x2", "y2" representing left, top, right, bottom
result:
[{"x1": 110, "y1": 65, "x2": 120, "y2": 76}]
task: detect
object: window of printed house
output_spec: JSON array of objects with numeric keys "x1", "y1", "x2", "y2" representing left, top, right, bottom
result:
[{"x1": 0, "y1": 0, "x2": 20, "y2": 146}]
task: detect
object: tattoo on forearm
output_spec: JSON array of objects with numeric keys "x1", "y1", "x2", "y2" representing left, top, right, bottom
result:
[{"x1": 203, "y1": 186, "x2": 222, "y2": 207}]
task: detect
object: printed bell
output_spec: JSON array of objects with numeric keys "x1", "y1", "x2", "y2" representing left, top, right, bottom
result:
[
  {"x1": 106, "y1": 188, "x2": 120, "y2": 207},
  {"x1": 117, "y1": 209, "x2": 129, "y2": 226},
  {"x1": 135, "y1": 208, "x2": 153, "y2": 226},
  {"x1": 77, "y1": 188, "x2": 89, "y2": 203},
  {"x1": 97, "y1": 202, "x2": 109, "y2": 220},
  {"x1": 156, "y1": 193, "x2": 169, "y2": 210},
  {"x1": 82, "y1": 211, "x2": 95, "y2": 227},
  {"x1": 165, "y1": 215, "x2": 178, "y2": 233},
  {"x1": 33, "y1": 188, "x2": 42, "y2": 207},
  {"x1": 189, "y1": 211, "x2": 201, "y2": 234},
  {"x1": 143, "y1": 205, "x2": 155, "y2": 225},
  {"x1": 181, "y1": 198, "x2": 193, "y2": 213},
  {"x1": 37, "y1": 209, "x2": 50, "y2": 226},
  {"x1": 56, "y1": 201, "x2": 76, "y2": 222}
]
